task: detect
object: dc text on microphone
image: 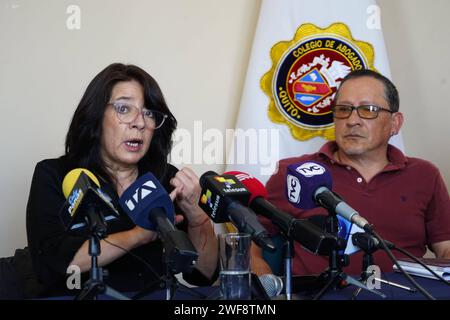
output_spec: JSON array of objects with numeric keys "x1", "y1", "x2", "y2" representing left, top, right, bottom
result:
[{"x1": 285, "y1": 161, "x2": 372, "y2": 232}]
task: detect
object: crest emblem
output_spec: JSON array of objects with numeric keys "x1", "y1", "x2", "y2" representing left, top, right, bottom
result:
[{"x1": 261, "y1": 23, "x2": 376, "y2": 140}]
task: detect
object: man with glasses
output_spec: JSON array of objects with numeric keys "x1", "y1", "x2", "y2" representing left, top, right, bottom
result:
[{"x1": 251, "y1": 69, "x2": 450, "y2": 277}]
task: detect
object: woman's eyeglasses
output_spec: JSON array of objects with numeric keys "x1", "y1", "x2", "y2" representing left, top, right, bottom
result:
[{"x1": 108, "y1": 102, "x2": 168, "y2": 129}]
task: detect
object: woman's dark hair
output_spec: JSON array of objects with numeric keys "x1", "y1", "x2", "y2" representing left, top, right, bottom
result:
[
  {"x1": 65, "y1": 63, "x2": 177, "y2": 183},
  {"x1": 333, "y1": 69, "x2": 400, "y2": 112}
]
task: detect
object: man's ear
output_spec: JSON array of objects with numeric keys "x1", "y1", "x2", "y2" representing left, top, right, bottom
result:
[{"x1": 391, "y1": 112, "x2": 404, "y2": 135}]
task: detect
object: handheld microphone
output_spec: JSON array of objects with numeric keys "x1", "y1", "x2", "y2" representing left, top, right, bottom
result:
[
  {"x1": 259, "y1": 274, "x2": 283, "y2": 297},
  {"x1": 61, "y1": 168, "x2": 119, "y2": 233},
  {"x1": 225, "y1": 171, "x2": 339, "y2": 256},
  {"x1": 249, "y1": 273, "x2": 283, "y2": 299},
  {"x1": 198, "y1": 171, "x2": 276, "y2": 252},
  {"x1": 119, "y1": 172, "x2": 198, "y2": 273},
  {"x1": 285, "y1": 161, "x2": 372, "y2": 232}
]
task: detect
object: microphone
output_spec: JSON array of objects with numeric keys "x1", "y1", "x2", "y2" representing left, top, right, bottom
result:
[
  {"x1": 352, "y1": 232, "x2": 395, "y2": 252},
  {"x1": 61, "y1": 168, "x2": 119, "y2": 233},
  {"x1": 118, "y1": 172, "x2": 198, "y2": 273},
  {"x1": 225, "y1": 171, "x2": 339, "y2": 255},
  {"x1": 259, "y1": 274, "x2": 283, "y2": 297},
  {"x1": 198, "y1": 171, "x2": 276, "y2": 252},
  {"x1": 285, "y1": 161, "x2": 372, "y2": 232}
]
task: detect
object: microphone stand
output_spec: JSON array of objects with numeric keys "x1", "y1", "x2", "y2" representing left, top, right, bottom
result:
[
  {"x1": 351, "y1": 233, "x2": 414, "y2": 299},
  {"x1": 75, "y1": 207, "x2": 130, "y2": 300},
  {"x1": 283, "y1": 238, "x2": 294, "y2": 300},
  {"x1": 162, "y1": 265, "x2": 178, "y2": 300},
  {"x1": 131, "y1": 248, "x2": 183, "y2": 300},
  {"x1": 131, "y1": 229, "x2": 200, "y2": 300},
  {"x1": 351, "y1": 234, "x2": 378, "y2": 299},
  {"x1": 313, "y1": 210, "x2": 385, "y2": 300}
]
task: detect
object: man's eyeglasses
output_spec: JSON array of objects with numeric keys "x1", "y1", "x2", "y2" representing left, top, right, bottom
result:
[
  {"x1": 108, "y1": 102, "x2": 168, "y2": 129},
  {"x1": 332, "y1": 104, "x2": 395, "y2": 119}
]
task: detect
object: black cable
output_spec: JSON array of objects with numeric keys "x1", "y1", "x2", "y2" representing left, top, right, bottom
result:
[
  {"x1": 392, "y1": 246, "x2": 450, "y2": 286},
  {"x1": 370, "y1": 230, "x2": 436, "y2": 300},
  {"x1": 103, "y1": 238, "x2": 159, "y2": 278},
  {"x1": 103, "y1": 238, "x2": 208, "y2": 299}
]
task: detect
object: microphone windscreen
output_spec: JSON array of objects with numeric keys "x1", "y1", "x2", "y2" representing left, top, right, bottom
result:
[
  {"x1": 62, "y1": 168, "x2": 100, "y2": 199},
  {"x1": 224, "y1": 171, "x2": 268, "y2": 204},
  {"x1": 259, "y1": 274, "x2": 283, "y2": 297}
]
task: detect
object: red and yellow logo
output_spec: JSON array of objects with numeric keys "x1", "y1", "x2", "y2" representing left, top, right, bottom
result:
[{"x1": 261, "y1": 23, "x2": 376, "y2": 140}]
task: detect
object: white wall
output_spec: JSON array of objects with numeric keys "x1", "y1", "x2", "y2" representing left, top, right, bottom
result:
[
  {"x1": 379, "y1": 0, "x2": 450, "y2": 186},
  {"x1": 0, "y1": 0, "x2": 448, "y2": 257},
  {"x1": 0, "y1": 0, "x2": 261, "y2": 256}
]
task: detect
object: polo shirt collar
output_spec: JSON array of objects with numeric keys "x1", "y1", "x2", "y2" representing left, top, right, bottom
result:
[{"x1": 318, "y1": 141, "x2": 408, "y2": 172}]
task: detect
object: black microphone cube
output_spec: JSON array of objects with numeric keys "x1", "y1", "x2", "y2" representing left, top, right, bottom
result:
[{"x1": 199, "y1": 174, "x2": 251, "y2": 223}]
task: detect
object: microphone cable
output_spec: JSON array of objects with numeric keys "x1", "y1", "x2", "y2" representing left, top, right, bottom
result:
[
  {"x1": 370, "y1": 230, "x2": 436, "y2": 300},
  {"x1": 103, "y1": 237, "x2": 208, "y2": 300}
]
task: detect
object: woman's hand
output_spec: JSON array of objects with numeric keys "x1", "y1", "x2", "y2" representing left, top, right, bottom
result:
[
  {"x1": 169, "y1": 167, "x2": 218, "y2": 280},
  {"x1": 169, "y1": 167, "x2": 206, "y2": 224}
]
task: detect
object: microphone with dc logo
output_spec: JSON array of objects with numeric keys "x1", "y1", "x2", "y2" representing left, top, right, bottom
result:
[
  {"x1": 61, "y1": 168, "x2": 120, "y2": 235},
  {"x1": 119, "y1": 172, "x2": 198, "y2": 274},
  {"x1": 225, "y1": 171, "x2": 339, "y2": 256},
  {"x1": 284, "y1": 162, "x2": 437, "y2": 300},
  {"x1": 285, "y1": 161, "x2": 373, "y2": 232},
  {"x1": 198, "y1": 171, "x2": 275, "y2": 252}
]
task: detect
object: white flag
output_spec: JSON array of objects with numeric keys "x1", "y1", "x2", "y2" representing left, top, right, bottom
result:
[{"x1": 225, "y1": 0, "x2": 404, "y2": 184}]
